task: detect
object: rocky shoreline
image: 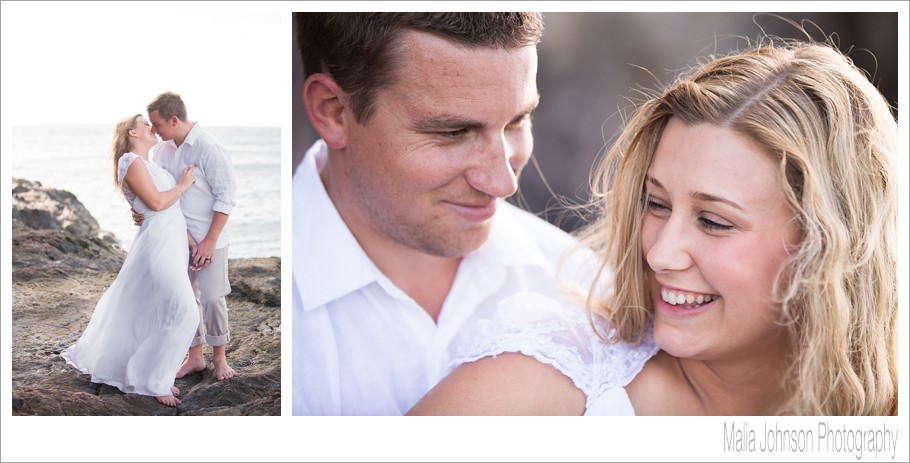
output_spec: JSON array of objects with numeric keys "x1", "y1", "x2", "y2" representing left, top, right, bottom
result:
[{"x1": 11, "y1": 178, "x2": 281, "y2": 416}]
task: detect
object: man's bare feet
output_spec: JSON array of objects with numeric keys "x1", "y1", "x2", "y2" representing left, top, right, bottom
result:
[
  {"x1": 156, "y1": 388, "x2": 182, "y2": 407},
  {"x1": 175, "y1": 356, "x2": 206, "y2": 378},
  {"x1": 214, "y1": 357, "x2": 236, "y2": 381}
]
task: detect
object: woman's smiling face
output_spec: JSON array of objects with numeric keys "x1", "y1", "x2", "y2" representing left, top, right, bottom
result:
[{"x1": 641, "y1": 117, "x2": 800, "y2": 363}]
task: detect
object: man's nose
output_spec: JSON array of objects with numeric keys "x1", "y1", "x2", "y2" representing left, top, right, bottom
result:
[{"x1": 465, "y1": 133, "x2": 529, "y2": 198}]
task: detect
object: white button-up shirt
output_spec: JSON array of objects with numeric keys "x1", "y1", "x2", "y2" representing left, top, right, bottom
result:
[
  {"x1": 292, "y1": 140, "x2": 597, "y2": 415},
  {"x1": 152, "y1": 123, "x2": 236, "y2": 249}
]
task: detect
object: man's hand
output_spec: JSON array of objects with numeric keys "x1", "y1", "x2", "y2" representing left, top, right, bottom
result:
[
  {"x1": 190, "y1": 238, "x2": 216, "y2": 271},
  {"x1": 131, "y1": 207, "x2": 144, "y2": 227}
]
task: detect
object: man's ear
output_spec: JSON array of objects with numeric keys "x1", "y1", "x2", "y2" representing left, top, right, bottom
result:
[{"x1": 303, "y1": 73, "x2": 349, "y2": 149}]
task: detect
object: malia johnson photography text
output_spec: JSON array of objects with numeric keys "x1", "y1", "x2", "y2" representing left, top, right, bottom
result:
[{"x1": 724, "y1": 421, "x2": 899, "y2": 460}]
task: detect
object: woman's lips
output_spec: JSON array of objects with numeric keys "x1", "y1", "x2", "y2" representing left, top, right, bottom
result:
[{"x1": 655, "y1": 285, "x2": 720, "y2": 318}]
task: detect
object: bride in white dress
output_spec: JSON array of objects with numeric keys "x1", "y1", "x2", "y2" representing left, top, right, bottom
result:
[{"x1": 62, "y1": 114, "x2": 199, "y2": 407}]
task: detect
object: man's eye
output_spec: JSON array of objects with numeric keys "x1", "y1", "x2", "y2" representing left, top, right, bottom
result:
[
  {"x1": 438, "y1": 129, "x2": 467, "y2": 138},
  {"x1": 508, "y1": 114, "x2": 532, "y2": 129}
]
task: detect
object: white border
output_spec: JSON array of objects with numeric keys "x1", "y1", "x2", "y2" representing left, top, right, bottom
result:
[{"x1": 2, "y1": 2, "x2": 907, "y2": 462}]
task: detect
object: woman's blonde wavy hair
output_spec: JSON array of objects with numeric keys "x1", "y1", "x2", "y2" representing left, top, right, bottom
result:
[
  {"x1": 578, "y1": 39, "x2": 897, "y2": 415},
  {"x1": 111, "y1": 114, "x2": 141, "y2": 190}
]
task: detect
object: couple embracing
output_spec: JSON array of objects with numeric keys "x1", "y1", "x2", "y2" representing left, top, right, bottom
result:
[
  {"x1": 294, "y1": 13, "x2": 897, "y2": 416},
  {"x1": 62, "y1": 92, "x2": 238, "y2": 407}
]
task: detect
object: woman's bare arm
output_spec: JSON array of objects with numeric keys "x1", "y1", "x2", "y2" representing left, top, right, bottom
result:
[
  {"x1": 407, "y1": 353, "x2": 586, "y2": 416},
  {"x1": 122, "y1": 160, "x2": 191, "y2": 212}
]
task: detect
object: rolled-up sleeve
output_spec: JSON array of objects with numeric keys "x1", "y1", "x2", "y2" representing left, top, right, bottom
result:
[{"x1": 200, "y1": 144, "x2": 237, "y2": 215}]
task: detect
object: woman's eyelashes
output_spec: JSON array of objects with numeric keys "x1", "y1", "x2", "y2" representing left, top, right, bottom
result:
[
  {"x1": 645, "y1": 197, "x2": 670, "y2": 216},
  {"x1": 645, "y1": 194, "x2": 735, "y2": 232},
  {"x1": 697, "y1": 215, "x2": 734, "y2": 231}
]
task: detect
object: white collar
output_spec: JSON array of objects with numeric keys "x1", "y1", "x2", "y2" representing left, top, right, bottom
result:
[
  {"x1": 293, "y1": 139, "x2": 558, "y2": 311},
  {"x1": 293, "y1": 140, "x2": 380, "y2": 310}
]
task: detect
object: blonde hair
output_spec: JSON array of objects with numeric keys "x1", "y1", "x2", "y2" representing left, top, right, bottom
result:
[
  {"x1": 111, "y1": 114, "x2": 141, "y2": 189},
  {"x1": 580, "y1": 40, "x2": 897, "y2": 415}
]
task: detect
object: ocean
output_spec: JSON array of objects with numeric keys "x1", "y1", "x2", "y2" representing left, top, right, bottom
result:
[{"x1": 11, "y1": 125, "x2": 280, "y2": 259}]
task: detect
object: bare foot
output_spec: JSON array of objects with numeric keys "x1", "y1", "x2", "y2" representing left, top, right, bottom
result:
[
  {"x1": 156, "y1": 393, "x2": 181, "y2": 407},
  {"x1": 214, "y1": 358, "x2": 236, "y2": 381},
  {"x1": 171, "y1": 386, "x2": 180, "y2": 397},
  {"x1": 175, "y1": 357, "x2": 206, "y2": 379}
]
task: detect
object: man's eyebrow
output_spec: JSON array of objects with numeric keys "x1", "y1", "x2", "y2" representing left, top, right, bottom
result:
[
  {"x1": 412, "y1": 117, "x2": 483, "y2": 132},
  {"x1": 509, "y1": 94, "x2": 541, "y2": 123},
  {"x1": 520, "y1": 94, "x2": 541, "y2": 117},
  {"x1": 413, "y1": 94, "x2": 541, "y2": 132}
]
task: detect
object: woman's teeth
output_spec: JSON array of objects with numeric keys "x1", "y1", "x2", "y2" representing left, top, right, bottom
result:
[{"x1": 661, "y1": 289, "x2": 717, "y2": 308}]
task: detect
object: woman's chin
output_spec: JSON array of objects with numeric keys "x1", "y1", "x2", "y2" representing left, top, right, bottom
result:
[{"x1": 652, "y1": 323, "x2": 706, "y2": 360}]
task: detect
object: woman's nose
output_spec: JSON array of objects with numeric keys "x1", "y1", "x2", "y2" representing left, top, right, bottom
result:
[{"x1": 645, "y1": 216, "x2": 694, "y2": 273}]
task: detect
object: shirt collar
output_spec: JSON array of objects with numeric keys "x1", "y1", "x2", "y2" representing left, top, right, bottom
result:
[
  {"x1": 182, "y1": 122, "x2": 201, "y2": 146},
  {"x1": 158, "y1": 122, "x2": 200, "y2": 151},
  {"x1": 293, "y1": 140, "x2": 380, "y2": 311},
  {"x1": 293, "y1": 139, "x2": 558, "y2": 310}
]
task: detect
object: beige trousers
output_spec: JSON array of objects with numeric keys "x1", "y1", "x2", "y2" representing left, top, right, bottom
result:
[{"x1": 188, "y1": 245, "x2": 231, "y2": 347}]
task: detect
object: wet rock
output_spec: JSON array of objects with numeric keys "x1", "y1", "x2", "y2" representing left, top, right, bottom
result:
[{"x1": 11, "y1": 179, "x2": 281, "y2": 416}]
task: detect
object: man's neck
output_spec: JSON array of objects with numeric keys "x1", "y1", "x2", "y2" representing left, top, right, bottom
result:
[
  {"x1": 320, "y1": 160, "x2": 460, "y2": 322},
  {"x1": 172, "y1": 121, "x2": 194, "y2": 147},
  {"x1": 366, "y1": 241, "x2": 461, "y2": 323}
]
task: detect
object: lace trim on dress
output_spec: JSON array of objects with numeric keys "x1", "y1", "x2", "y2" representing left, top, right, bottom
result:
[
  {"x1": 451, "y1": 291, "x2": 658, "y2": 412},
  {"x1": 117, "y1": 152, "x2": 142, "y2": 203},
  {"x1": 117, "y1": 152, "x2": 141, "y2": 186}
]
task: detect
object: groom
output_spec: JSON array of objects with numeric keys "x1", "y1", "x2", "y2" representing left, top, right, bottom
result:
[{"x1": 143, "y1": 91, "x2": 238, "y2": 381}]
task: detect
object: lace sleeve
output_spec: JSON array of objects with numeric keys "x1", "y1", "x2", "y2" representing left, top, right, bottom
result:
[
  {"x1": 451, "y1": 291, "x2": 658, "y2": 404},
  {"x1": 117, "y1": 152, "x2": 140, "y2": 188}
]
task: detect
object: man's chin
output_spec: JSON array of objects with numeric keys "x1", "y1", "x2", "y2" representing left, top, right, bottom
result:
[{"x1": 422, "y1": 226, "x2": 492, "y2": 258}]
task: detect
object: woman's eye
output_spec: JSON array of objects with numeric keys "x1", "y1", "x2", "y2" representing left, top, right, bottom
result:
[
  {"x1": 646, "y1": 199, "x2": 670, "y2": 215},
  {"x1": 698, "y1": 216, "x2": 734, "y2": 232}
]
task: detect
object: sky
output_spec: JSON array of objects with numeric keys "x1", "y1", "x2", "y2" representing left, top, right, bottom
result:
[{"x1": 1, "y1": 2, "x2": 283, "y2": 127}]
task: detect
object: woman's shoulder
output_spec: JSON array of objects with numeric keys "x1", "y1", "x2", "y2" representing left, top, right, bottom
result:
[
  {"x1": 117, "y1": 152, "x2": 144, "y2": 185},
  {"x1": 118, "y1": 152, "x2": 141, "y2": 166},
  {"x1": 453, "y1": 291, "x2": 658, "y2": 407},
  {"x1": 119, "y1": 152, "x2": 153, "y2": 175}
]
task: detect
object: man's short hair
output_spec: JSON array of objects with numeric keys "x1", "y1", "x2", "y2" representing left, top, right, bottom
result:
[
  {"x1": 147, "y1": 91, "x2": 188, "y2": 121},
  {"x1": 296, "y1": 13, "x2": 544, "y2": 123}
]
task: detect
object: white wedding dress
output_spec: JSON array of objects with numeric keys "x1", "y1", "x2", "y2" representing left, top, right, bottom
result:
[
  {"x1": 451, "y1": 291, "x2": 659, "y2": 415},
  {"x1": 61, "y1": 152, "x2": 199, "y2": 397}
]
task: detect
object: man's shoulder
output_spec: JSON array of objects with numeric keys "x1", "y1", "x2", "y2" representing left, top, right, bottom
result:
[
  {"x1": 190, "y1": 125, "x2": 228, "y2": 152},
  {"x1": 191, "y1": 138, "x2": 231, "y2": 167},
  {"x1": 491, "y1": 202, "x2": 595, "y2": 268},
  {"x1": 498, "y1": 203, "x2": 579, "y2": 246},
  {"x1": 200, "y1": 133, "x2": 226, "y2": 150}
]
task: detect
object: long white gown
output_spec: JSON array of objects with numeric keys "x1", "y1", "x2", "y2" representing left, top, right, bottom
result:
[{"x1": 61, "y1": 152, "x2": 199, "y2": 397}]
